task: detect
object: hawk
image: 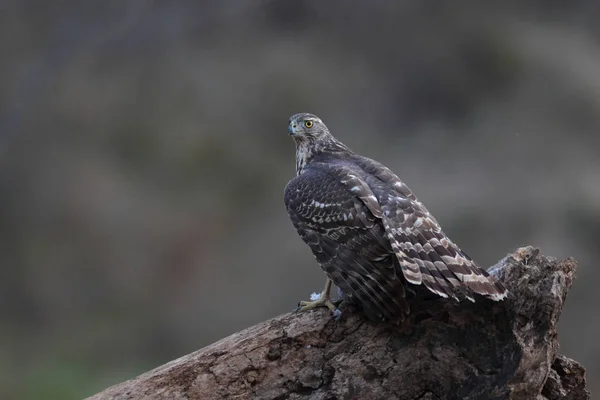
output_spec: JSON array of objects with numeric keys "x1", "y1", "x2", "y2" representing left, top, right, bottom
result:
[{"x1": 284, "y1": 113, "x2": 507, "y2": 323}]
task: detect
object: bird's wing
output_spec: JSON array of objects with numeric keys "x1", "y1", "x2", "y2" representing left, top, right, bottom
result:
[
  {"x1": 353, "y1": 155, "x2": 507, "y2": 301},
  {"x1": 284, "y1": 163, "x2": 409, "y2": 321}
]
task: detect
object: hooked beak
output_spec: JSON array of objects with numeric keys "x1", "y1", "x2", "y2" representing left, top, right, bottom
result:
[{"x1": 288, "y1": 120, "x2": 298, "y2": 136}]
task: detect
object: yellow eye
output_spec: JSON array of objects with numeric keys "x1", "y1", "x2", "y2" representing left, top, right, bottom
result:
[{"x1": 304, "y1": 120, "x2": 313, "y2": 128}]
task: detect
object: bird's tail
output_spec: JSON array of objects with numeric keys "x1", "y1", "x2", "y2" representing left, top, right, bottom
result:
[{"x1": 387, "y1": 228, "x2": 508, "y2": 301}]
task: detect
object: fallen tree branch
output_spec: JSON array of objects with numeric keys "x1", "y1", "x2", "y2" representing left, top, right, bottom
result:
[{"x1": 88, "y1": 247, "x2": 589, "y2": 400}]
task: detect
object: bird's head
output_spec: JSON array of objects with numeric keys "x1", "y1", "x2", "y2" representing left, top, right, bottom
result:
[
  {"x1": 287, "y1": 113, "x2": 331, "y2": 142},
  {"x1": 287, "y1": 113, "x2": 351, "y2": 174}
]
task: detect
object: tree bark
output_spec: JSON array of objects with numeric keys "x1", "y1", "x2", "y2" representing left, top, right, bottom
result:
[{"x1": 88, "y1": 247, "x2": 590, "y2": 400}]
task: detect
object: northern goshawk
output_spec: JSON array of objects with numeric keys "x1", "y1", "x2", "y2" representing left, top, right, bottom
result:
[{"x1": 284, "y1": 113, "x2": 507, "y2": 323}]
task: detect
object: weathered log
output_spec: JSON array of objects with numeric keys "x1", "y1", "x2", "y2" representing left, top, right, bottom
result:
[{"x1": 88, "y1": 247, "x2": 589, "y2": 400}]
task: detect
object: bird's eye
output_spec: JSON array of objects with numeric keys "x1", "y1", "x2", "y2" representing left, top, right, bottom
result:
[{"x1": 304, "y1": 120, "x2": 313, "y2": 128}]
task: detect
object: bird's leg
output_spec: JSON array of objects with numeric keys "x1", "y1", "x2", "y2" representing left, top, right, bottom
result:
[{"x1": 297, "y1": 278, "x2": 338, "y2": 314}]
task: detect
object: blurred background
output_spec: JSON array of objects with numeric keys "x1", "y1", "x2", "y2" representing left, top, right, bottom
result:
[{"x1": 1, "y1": 1, "x2": 599, "y2": 398}]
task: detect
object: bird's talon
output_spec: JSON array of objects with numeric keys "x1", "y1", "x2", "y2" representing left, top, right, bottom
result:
[
  {"x1": 296, "y1": 295, "x2": 337, "y2": 314},
  {"x1": 296, "y1": 279, "x2": 336, "y2": 313}
]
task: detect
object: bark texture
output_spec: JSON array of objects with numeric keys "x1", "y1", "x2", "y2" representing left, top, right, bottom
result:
[{"x1": 88, "y1": 247, "x2": 590, "y2": 400}]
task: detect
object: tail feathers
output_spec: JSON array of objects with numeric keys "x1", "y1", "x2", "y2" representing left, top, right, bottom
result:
[
  {"x1": 445, "y1": 255, "x2": 508, "y2": 301},
  {"x1": 395, "y1": 251, "x2": 508, "y2": 302},
  {"x1": 384, "y1": 220, "x2": 508, "y2": 301}
]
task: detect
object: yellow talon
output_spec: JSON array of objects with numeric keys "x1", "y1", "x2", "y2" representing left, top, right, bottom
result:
[{"x1": 296, "y1": 278, "x2": 338, "y2": 313}]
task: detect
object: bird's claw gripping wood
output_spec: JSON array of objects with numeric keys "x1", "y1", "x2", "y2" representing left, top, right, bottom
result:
[
  {"x1": 296, "y1": 278, "x2": 340, "y2": 317},
  {"x1": 296, "y1": 297, "x2": 338, "y2": 313}
]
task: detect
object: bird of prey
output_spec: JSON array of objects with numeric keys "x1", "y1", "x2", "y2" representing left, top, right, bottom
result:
[{"x1": 284, "y1": 113, "x2": 507, "y2": 323}]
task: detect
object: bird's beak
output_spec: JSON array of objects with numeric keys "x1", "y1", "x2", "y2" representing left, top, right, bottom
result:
[{"x1": 288, "y1": 121, "x2": 298, "y2": 136}]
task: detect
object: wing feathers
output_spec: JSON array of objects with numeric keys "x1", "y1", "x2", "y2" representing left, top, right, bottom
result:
[
  {"x1": 285, "y1": 157, "x2": 506, "y2": 326},
  {"x1": 285, "y1": 165, "x2": 411, "y2": 322},
  {"x1": 340, "y1": 173, "x2": 383, "y2": 218},
  {"x1": 353, "y1": 155, "x2": 507, "y2": 302}
]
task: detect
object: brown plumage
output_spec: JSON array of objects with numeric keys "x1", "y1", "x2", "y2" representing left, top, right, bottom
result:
[{"x1": 284, "y1": 113, "x2": 507, "y2": 322}]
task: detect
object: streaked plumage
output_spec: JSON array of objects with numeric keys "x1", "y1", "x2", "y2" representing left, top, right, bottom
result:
[{"x1": 284, "y1": 113, "x2": 507, "y2": 322}]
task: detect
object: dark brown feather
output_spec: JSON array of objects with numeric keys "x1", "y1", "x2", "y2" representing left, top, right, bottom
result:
[
  {"x1": 285, "y1": 165, "x2": 410, "y2": 321},
  {"x1": 285, "y1": 113, "x2": 507, "y2": 323}
]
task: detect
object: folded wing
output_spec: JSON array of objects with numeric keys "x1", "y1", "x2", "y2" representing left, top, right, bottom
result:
[{"x1": 285, "y1": 163, "x2": 410, "y2": 321}]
